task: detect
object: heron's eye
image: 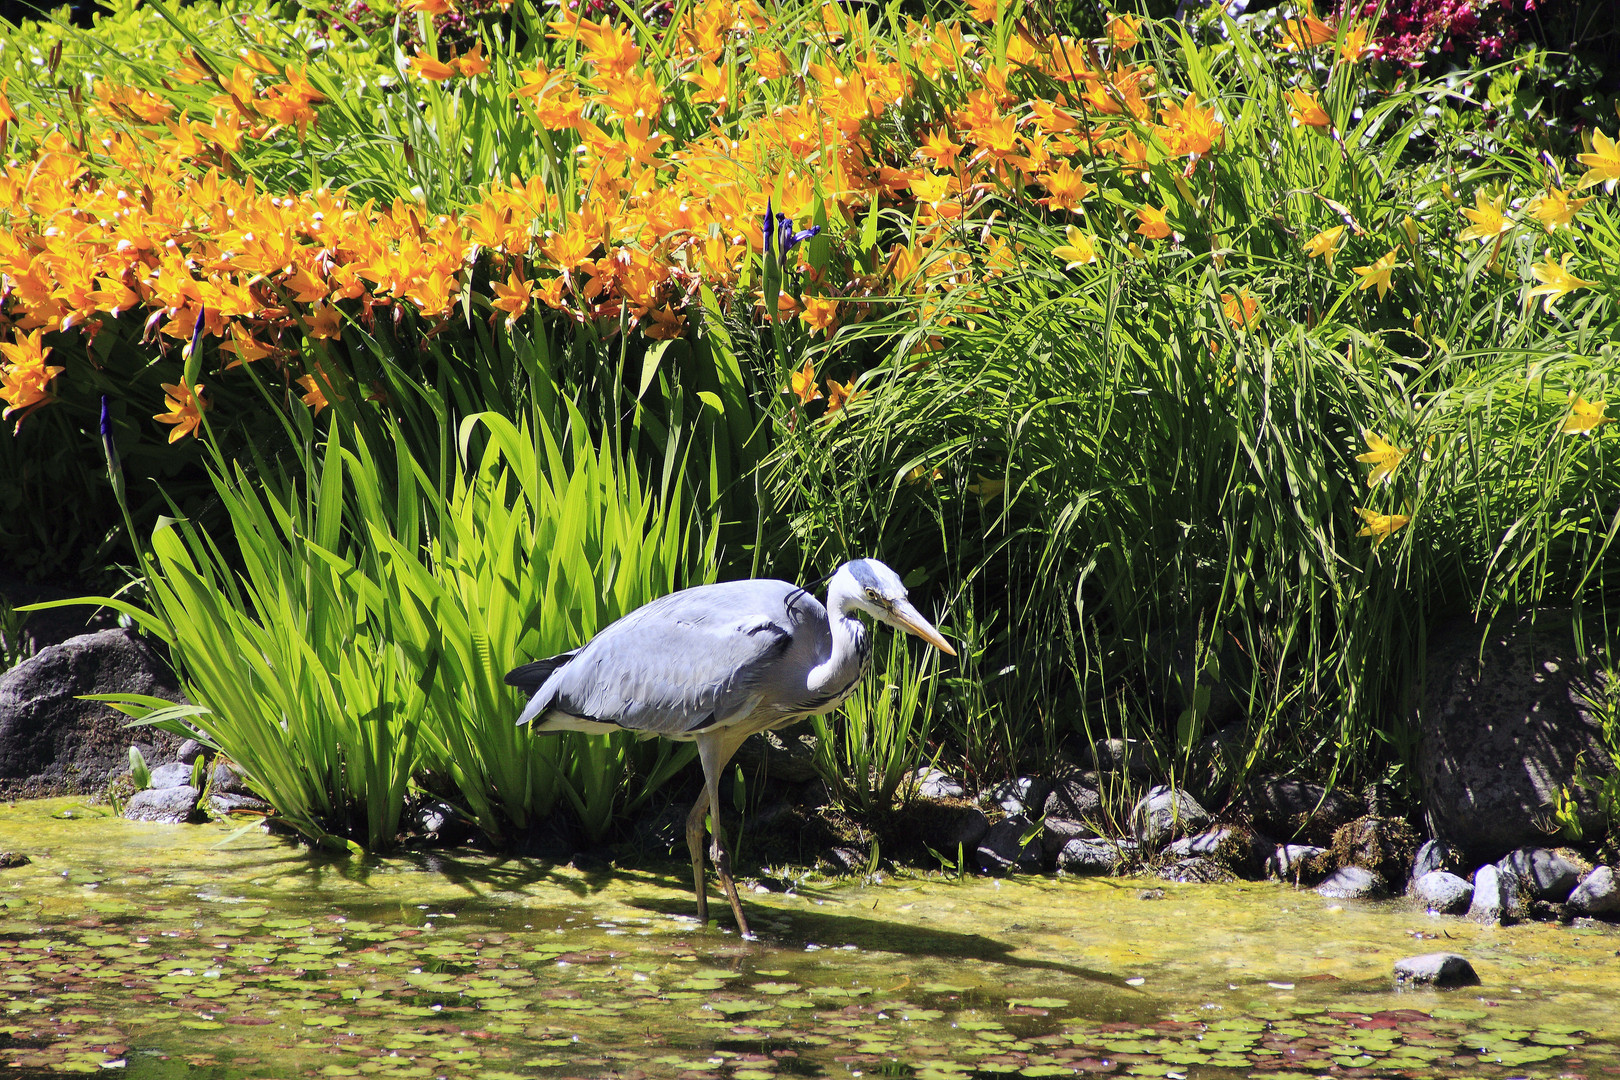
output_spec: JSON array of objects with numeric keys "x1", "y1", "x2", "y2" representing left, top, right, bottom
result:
[{"x1": 864, "y1": 586, "x2": 882, "y2": 603}]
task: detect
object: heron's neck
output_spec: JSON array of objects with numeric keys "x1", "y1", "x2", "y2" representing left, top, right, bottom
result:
[{"x1": 808, "y1": 571, "x2": 870, "y2": 695}]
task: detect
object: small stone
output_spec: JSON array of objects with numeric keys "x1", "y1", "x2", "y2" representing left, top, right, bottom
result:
[
  {"x1": 206, "y1": 792, "x2": 272, "y2": 819},
  {"x1": 1041, "y1": 817, "x2": 1097, "y2": 856},
  {"x1": 0, "y1": 852, "x2": 29, "y2": 868},
  {"x1": 146, "y1": 762, "x2": 196, "y2": 790},
  {"x1": 123, "y1": 785, "x2": 201, "y2": 825},
  {"x1": 1130, "y1": 786, "x2": 1210, "y2": 850},
  {"x1": 175, "y1": 739, "x2": 207, "y2": 766},
  {"x1": 980, "y1": 776, "x2": 1049, "y2": 817},
  {"x1": 1496, "y1": 847, "x2": 1586, "y2": 902},
  {"x1": 1157, "y1": 856, "x2": 1235, "y2": 884},
  {"x1": 1410, "y1": 838, "x2": 1465, "y2": 882},
  {"x1": 1412, "y1": 870, "x2": 1474, "y2": 915},
  {"x1": 826, "y1": 846, "x2": 867, "y2": 874},
  {"x1": 409, "y1": 799, "x2": 473, "y2": 842},
  {"x1": 1467, "y1": 864, "x2": 1525, "y2": 925},
  {"x1": 975, "y1": 815, "x2": 1042, "y2": 876},
  {"x1": 1394, "y1": 952, "x2": 1480, "y2": 988},
  {"x1": 1057, "y1": 837, "x2": 1136, "y2": 875},
  {"x1": 913, "y1": 767, "x2": 966, "y2": 800},
  {"x1": 1163, "y1": 827, "x2": 1272, "y2": 878},
  {"x1": 1315, "y1": 866, "x2": 1386, "y2": 899},
  {"x1": 210, "y1": 761, "x2": 252, "y2": 796},
  {"x1": 1091, "y1": 738, "x2": 1146, "y2": 775},
  {"x1": 1567, "y1": 866, "x2": 1620, "y2": 917},
  {"x1": 1267, "y1": 844, "x2": 1328, "y2": 882},
  {"x1": 1043, "y1": 778, "x2": 1101, "y2": 820}
]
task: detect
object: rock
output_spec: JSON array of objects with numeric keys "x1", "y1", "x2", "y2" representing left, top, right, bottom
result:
[
  {"x1": 1057, "y1": 837, "x2": 1137, "y2": 875},
  {"x1": 1043, "y1": 778, "x2": 1101, "y2": 820},
  {"x1": 1267, "y1": 844, "x2": 1328, "y2": 882},
  {"x1": 1130, "y1": 786, "x2": 1210, "y2": 850},
  {"x1": 206, "y1": 792, "x2": 272, "y2": 819},
  {"x1": 0, "y1": 852, "x2": 29, "y2": 868},
  {"x1": 1157, "y1": 856, "x2": 1236, "y2": 884},
  {"x1": 975, "y1": 816, "x2": 1041, "y2": 876},
  {"x1": 1164, "y1": 827, "x2": 1273, "y2": 879},
  {"x1": 408, "y1": 799, "x2": 474, "y2": 843},
  {"x1": 1326, "y1": 816, "x2": 1419, "y2": 890},
  {"x1": 1315, "y1": 866, "x2": 1386, "y2": 899},
  {"x1": 732, "y1": 729, "x2": 821, "y2": 784},
  {"x1": 175, "y1": 739, "x2": 208, "y2": 765},
  {"x1": 826, "y1": 846, "x2": 867, "y2": 874},
  {"x1": 911, "y1": 801, "x2": 990, "y2": 853},
  {"x1": 980, "y1": 776, "x2": 1050, "y2": 816},
  {"x1": 1496, "y1": 847, "x2": 1586, "y2": 902},
  {"x1": 0, "y1": 629, "x2": 186, "y2": 799},
  {"x1": 1411, "y1": 838, "x2": 1466, "y2": 883},
  {"x1": 913, "y1": 767, "x2": 967, "y2": 800},
  {"x1": 1042, "y1": 817, "x2": 1098, "y2": 856},
  {"x1": 1394, "y1": 953, "x2": 1480, "y2": 988},
  {"x1": 1567, "y1": 866, "x2": 1620, "y2": 917},
  {"x1": 1467, "y1": 864, "x2": 1525, "y2": 925},
  {"x1": 211, "y1": 761, "x2": 254, "y2": 796},
  {"x1": 1248, "y1": 778, "x2": 1363, "y2": 845},
  {"x1": 122, "y1": 785, "x2": 201, "y2": 824},
  {"x1": 1418, "y1": 611, "x2": 1618, "y2": 859},
  {"x1": 146, "y1": 762, "x2": 196, "y2": 790},
  {"x1": 1411, "y1": 871, "x2": 1474, "y2": 914},
  {"x1": 1091, "y1": 738, "x2": 1147, "y2": 775}
]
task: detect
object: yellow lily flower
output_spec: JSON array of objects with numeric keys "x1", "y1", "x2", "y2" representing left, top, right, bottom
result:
[
  {"x1": 1561, "y1": 393, "x2": 1611, "y2": 436},
  {"x1": 1576, "y1": 129, "x2": 1620, "y2": 194},
  {"x1": 1052, "y1": 225, "x2": 1098, "y2": 268},
  {"x1": 1303, "y1": 224, "x2": 1345, "y2": 264},
  {"x1": 1353, "y1": 249, "x2": 1399, "y2": 300},
  {"x1": 1355, "y1": 505, "x2": 1410, "y2": 546},
  {"x1": 1356, "y1": 429, "x2": 1409, "y2": 487},
  {"x1": 1527, "y1": 252, "x2": 1597, "y2": 313},
  {"x1": 1457, "y1": 190, "x2": 1511, "y2": 243}
]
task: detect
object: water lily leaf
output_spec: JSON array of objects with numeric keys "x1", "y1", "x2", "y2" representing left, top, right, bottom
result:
[{"x1": 1008, "y1": 998, "x2": 1068, "y2": 1010}]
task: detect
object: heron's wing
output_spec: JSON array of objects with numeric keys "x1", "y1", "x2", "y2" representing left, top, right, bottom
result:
[
  {"x1": 504, "y1": 651, "x2": 579, "y2": 692},
  {"x1": 520, "y1": 580, "x2": 821, "y2": 735}
]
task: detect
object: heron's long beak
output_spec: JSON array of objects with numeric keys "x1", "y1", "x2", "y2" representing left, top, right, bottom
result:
[{"x1": 888, "y1": 600, "x2": 957, "y2": 656}]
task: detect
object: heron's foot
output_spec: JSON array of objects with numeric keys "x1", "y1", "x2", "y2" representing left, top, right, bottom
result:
[
  {"x1": 685, "y1": 796, "x2": 710, "y2": 925},
  {"x1": 712, "y1": 844, "x2": 752, "y2": 938}
]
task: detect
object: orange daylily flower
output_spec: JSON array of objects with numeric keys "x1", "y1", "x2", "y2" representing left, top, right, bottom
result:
[{"x1": 154, "y1": 382, "x2": 209, "y2": 443}]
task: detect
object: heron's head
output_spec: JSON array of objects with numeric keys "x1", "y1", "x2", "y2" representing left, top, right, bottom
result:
[{"x1": 839, "y1": 559, "x2": 957, "y2": 656}]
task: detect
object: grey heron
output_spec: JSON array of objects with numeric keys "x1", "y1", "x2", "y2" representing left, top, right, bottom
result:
[{"x1": 505, "y1": 558, "x2": 955, "y2": 936}]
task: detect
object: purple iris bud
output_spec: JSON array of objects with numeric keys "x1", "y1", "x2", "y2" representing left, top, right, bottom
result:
[
  {"x1": 783, "y1": 221, "x2": 820, "y2": 253},
  {"x1": 99, "y1": 395, "x2": 112, "y2": 439},
  {"x1": 188, "y1": 305, "x2": 205, "y2": 358},
  {"x1": 763, "y1": 198, "x2": 775, "y2": 259}
]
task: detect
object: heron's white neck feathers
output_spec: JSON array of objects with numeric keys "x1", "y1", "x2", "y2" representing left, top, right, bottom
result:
[{"x1": 806, "y1": 566, "x2": 871, "y2": 696}]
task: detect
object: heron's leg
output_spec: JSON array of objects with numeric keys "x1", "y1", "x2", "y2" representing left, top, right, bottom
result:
[
  {"x1": 697, "y1": 733, "x2": 752, "y2": 938},
  {"x1": 684, "y1": 787, "x2": 710, "y2": 924}
]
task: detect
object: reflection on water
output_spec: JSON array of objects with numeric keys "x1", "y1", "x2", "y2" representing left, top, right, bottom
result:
[{"x1": 0, "y1": 798, "x2": 1615, "y2": 1078}]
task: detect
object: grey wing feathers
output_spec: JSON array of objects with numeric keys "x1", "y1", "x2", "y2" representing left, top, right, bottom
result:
[{"x1": 511, "y1": 580, "x2": 820, "y2": 735}]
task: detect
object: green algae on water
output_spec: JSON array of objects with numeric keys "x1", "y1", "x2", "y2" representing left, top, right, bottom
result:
[{"x1": 0, "y1": 798, "x2": 1616, "y2": 1078}]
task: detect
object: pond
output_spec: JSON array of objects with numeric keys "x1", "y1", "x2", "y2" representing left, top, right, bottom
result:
[{"x1": 0, "y1": 798, "x2": 1615, "y2": 1079}]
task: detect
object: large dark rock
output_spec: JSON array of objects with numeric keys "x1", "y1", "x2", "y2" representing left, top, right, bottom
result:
[
  {"x1": 1164, "y1": 827, "x2": 1273, "y2": 879},
  {"x1": 1248, "y1": 777, "x2": 1364, "y2": 845},
  {"x1": 0, "y1": 630, "x2": 186, "y2": 798},
  {"x1": 981, "y1": 776, "x2": 1049, "y2": 816},
  {"x1": 1417, "y1": 611, "x2": 1617, "y2": 860}
]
